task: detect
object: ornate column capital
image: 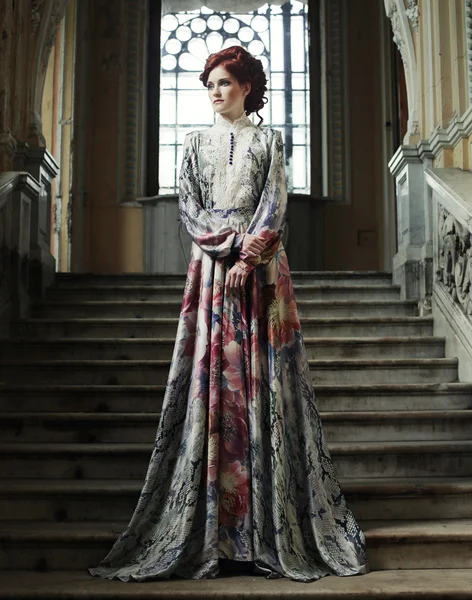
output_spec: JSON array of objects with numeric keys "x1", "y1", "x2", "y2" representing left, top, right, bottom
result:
[{"x1": 384, "y1": 0, "x2": 420, "y2": 143}]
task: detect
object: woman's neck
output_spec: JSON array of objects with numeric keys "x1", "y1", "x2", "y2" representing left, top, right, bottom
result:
[{"x1": 220, "y1": 110, "x2": 246, "y2": 124}]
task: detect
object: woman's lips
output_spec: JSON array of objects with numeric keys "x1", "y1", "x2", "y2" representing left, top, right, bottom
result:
[{"x1": 214, "y1": 99, "x2": 223, "y2": 104}]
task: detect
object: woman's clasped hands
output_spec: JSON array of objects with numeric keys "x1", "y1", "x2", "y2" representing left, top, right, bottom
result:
[{"x1": 225, "y1": 233, "x2": 266, "y2": 293}]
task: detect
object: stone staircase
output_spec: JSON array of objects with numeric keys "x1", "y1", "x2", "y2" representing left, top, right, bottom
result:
[{"x1": 1, "y1": 271, "x2": 472, "y2": 598}]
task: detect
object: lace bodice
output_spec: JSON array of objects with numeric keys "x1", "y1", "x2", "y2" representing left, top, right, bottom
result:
[
  {"x1": 185, "y1": 113, "x2": 278, "y2": 223},
  {"x1": 178, "y1": 112, "x2": 286, "y2": 260}
]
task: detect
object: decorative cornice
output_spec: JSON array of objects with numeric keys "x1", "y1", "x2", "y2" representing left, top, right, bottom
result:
[
  {"x1": 14, "y1": 143, "x2": 60, "y2": 179},
  {"x1": 389, "y1": 103, "x2": 472, "y2": 174},
  {"x1": 388, "y1": 143, "x2": 429, "y2": 177},
  {"x1": 420, "y1": 105, "x2": 472, "y2": 159},
  {"x1": 0, "y1": 172, "x2": 41, "y2": 200}
]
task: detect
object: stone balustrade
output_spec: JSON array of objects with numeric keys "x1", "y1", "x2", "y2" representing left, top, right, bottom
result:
[
  {"x1": 426, "y1": 168, "x2": 472, "y2": 381},
  {"x1": 0, "y1": 172, "x2": 40, "y2": 336}
]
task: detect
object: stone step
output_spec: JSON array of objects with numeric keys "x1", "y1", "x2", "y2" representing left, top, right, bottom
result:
[
  {"x1": 31, "y1": 299, "x2": 417, "y2": 319},
  {"x1": 55, "y1": 271, "x2": 394, "y2": 287},
  {"x1": 1, "y1": 440, "x2": 472, "y2": 479},
  {"x1": 1, "y1": 477, "x2": 471, "y2": 522},
  {"x1": 321, "y1": 411, "x2": 472, "y2": 442},
  {"x1": 0, "y1": 519, "x2": 471, "y2": 571},
  {"x1": 0, "y1": 336, "x2": 446, "y2": 361},
  {"x1": 0, "y1": 358, "x2": 458, "y2": 385},
  {"x1": 47, "y1": 283, "x2": 402, "y2": 302},
  {"x1": 12, "y1": 316, "x2": 434, "y2": 339},
  {"x1": 1, "y1": 383, "x2": 470, "y2": 414},
  {"x1": 1, "y1": 410, "x2": 471, "y2": 444},
  {"x1": 1, "y1": 569, "x2": 472, "y2": 599}
]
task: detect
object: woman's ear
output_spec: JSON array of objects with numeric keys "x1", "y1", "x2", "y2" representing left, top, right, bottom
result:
[{"x1": 244, "y1": 82, "x2": 251, "y2": 97}]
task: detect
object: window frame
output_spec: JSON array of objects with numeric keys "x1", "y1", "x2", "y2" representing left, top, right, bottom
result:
[{"x1": 146, "y1": 0, "x2": 322, "y2": 199}]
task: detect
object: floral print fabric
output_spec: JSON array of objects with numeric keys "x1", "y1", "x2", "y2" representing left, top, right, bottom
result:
[{"x1": 89, "y1": 113, "x2": 368, "y2": 582}]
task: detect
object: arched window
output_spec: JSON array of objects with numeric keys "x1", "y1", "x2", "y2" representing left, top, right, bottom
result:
[{"x1": 158, "y1": 1, "x2": 311, "y2": 194}]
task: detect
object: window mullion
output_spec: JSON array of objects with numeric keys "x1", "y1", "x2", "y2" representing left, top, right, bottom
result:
[{"x1": 282, "y1": 3, "x2": 293, "y2": 188}]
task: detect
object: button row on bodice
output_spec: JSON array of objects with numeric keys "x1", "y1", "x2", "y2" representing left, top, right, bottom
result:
[{"x1": 229, "y1": 131, "x2": 234, "y2": 165}]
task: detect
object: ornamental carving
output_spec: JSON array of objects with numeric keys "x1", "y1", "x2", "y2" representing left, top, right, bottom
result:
[
  {"x1": 385, "y1": 1, "x2": 405, "y2": 60},
  {"x1": 31, "y1": 0, "x2": 46, "y2": 33},
  {"x1": 437, "y1": 206, "x2": 472, "y2": 318},
  {"x1": 405, "y1": 0, "x2": 419, "y2": 32},
  {"x1": 384, "y1": 0, "x2": 420, "y2": 141}
]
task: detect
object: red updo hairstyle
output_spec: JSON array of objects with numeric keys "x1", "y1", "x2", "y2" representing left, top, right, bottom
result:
[{"x1": 199, "y1": 45, "x2": 268, "y2": 125}]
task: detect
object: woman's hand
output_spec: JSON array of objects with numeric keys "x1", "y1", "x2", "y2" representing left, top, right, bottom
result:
[
  {"x1": 225, "y1": 263, "x2": 249, "y2": 294},
  {"x1": 242, "y1": 233, "x2": 266, "y2": 258}
]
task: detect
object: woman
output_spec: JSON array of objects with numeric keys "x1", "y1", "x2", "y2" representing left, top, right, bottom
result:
[{"x1": 89, "y1": 46, "x2": 368, "y2": 583}]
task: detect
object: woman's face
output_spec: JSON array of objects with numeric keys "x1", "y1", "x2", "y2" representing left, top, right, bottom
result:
[{"x1": 206, "y1": 65, "x2": 251, "y2": 122}]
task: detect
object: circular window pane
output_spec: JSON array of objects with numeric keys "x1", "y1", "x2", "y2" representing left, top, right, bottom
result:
[
  {"x1": 207, "y1": 15, "x2": 223, "y2": 30},
  {"x1": 188, "y1": 37, "x2": 208, "y2": 62},
  {"x1": 222, "y1": 37, "x2": 242, "y2": 50},
  {"x1": 179, "y1": 52, "x2": 205, "y2": 71},
  {"x1": 206, "y1": 31, "x2": 223, "y2": 54},
  {"x1": 176, "y1": 25, "x2": 192, "y2": 42},
  {"x1": 251, "y1": 15, "x2": 268, "y2": 32},
  {"x1": 248, "y1": 40, "x2": 265, "y2": 56},
  {"x1": 190, "y1": 17, "x2": 207, "y2": 33},
  {"x1": 223, "y1": 18, "x2": 240, "y2": 34},
  {"x1": 161, "y1": 54, "x2": 177, "y2": 71},
  {"x1": 162, "y1": 15, "x2": 178, "y2": 32},
  {"x1": 238, "y1": 27, "x2": 254, "y2": 43},
  {"x1": 166, "y1": 38, "x2": 182, "y2": 55}
]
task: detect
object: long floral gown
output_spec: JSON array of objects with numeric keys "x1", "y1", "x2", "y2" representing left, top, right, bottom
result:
[{"x1": 89, "y1": 112, "x2": 368, "y2": 582}]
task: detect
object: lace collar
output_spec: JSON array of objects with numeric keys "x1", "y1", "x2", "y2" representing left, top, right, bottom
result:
[{"x1": 214, "y1": 112, "x2": 255, "y2": 133}]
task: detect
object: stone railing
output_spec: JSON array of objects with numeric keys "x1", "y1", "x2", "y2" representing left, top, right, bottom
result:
[
  {"x1": 0, "y1": 172, "x2": 40, "y2": 337},
  {"x1": 426, "y1": 168, "x2": 472, "y2": 381}
]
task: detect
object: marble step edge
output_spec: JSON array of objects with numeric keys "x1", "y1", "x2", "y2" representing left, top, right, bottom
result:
[
  {"x1": 32, "y1": 299, "x2": 415, "y2": 308},
  {"x1": 1, "y1": 570, "x2": 472, "y2": 600},
  {"x1": 1, "y1": 358, "x2": 457, "y2": 367},
  {"x1": 1, "y1": 382, "x2": 468, "y2": 396},
  {"x1": 13, "y1": 316, "x2": 433, "y2": 325},
  {"x1": 56, "y1": 270, "x2": 393, "y2": 278},
  {"x1": 0, "y1": 336, "x2": 446, "y2": 347},
  {"x1": 1, "y1": 477, "x2": 472, "y2": 497},
  {"x1": 2, "y1": 440, "x2": 472, "y2": 456},
  {"x1": 49, "y1": 283, "x2": 401, "y2": 292},
  {"x1": 2, "y1": 410, "x2": 472, "y2": 423},
  {"x1": 0, "y1": 519, "x2": 471, "y2": 545}
]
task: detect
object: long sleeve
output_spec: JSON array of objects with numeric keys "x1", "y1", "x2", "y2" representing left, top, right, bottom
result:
[
  {"x1": 238, "y1": 129, "x2": 287, "y2": 268},
  {"x1": 179, "y1": 132, "x2": 238, "y2": 259}
]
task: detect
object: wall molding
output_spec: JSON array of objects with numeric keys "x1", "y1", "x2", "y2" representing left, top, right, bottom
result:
[
  {"x1": 465, "y1": 0, "x2": 472, "y2": 105},
  {"x1": 320, "y1": 0, "x2": 350, "y2": 202},
  {"x1": 119, "y1": 0, "x2": 147, "y2": 206}
]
